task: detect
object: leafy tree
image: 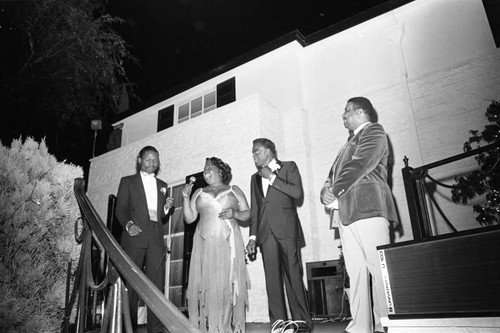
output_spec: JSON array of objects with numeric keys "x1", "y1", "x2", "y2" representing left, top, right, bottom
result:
[
  {"x1": 451, "y1": 100, "x2": 500, "y2": 226},
  {"x1": 0, "y1": 137, "x2": 83, "y2": 332},
  {"x1": 0, "y1": 0, "x2": 133, "y2": 169}
]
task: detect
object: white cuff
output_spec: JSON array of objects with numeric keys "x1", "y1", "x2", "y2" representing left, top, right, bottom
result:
[
  {"x1": 325, "y1": 199, "x2": 339, "y2": 210},
  {"x1": 249, "y1": 235, "x2": 256, "y2": 241}
]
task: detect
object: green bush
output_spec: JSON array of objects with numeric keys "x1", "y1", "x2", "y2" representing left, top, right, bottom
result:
[
  {"x1": 0, "y1": 138, "x2": 83, "y2": 332},
  {"x1": 451, "y1": 100, "x2": 500, "y2": 226}
]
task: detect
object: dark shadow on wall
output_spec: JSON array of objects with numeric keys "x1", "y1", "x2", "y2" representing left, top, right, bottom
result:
[{"x1": 386, "y1": 134, "x2": 404, "y2": 243}]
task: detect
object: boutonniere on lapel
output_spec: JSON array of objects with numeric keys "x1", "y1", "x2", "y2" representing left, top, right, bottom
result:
[
  {"x1": 274, "y1": 161, "x2": 283, "y2": 174},
  {"x1": 160, "y1": 187, "x2": 167, "y2": 196},
  {"x1": 274, "y1": 163, "x2": 281, "y2": 175}
]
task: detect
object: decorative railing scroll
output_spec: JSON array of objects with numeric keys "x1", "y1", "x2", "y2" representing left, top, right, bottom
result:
[{"x1": 402, "y1": 141, "x2": 500, "y2": 241}]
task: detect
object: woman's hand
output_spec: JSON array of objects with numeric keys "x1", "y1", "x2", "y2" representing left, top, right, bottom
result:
[
  {"x1": 218, "y1": 208, "x2": 235, "y2": 219},
  {"x1": 181, "y1": 182, "x2": 194, "y2": 199}
]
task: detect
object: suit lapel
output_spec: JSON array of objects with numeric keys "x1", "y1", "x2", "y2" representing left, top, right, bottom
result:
[
  {"x1": 155, "y1": 179, "x2": 164, "y2": 219},
  {"x1": 332, "y1": 140, "x2": 351, "y2": 180},
  {"x1": 133, "y1": 174, "x2": 148, "y2": 214},
  {"x1": 276, "y1": 160, "x2": 284, "y2": 171},
  {"x1": 333, "y1": 124, "x2": 370, "y2": 179},
  {"x1": 254, "y1": 160, "x2": 283, "y2": 198},
  {"x1": 254, "y1": 173, "x2": 264, "y2": 198},
  {"x1": 265, "y1": 160, "x2": 284, "y2": 198}
]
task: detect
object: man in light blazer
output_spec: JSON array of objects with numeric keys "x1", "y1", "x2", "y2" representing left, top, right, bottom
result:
[
  {"x1": 115, "y1": 146, "x2": 173, "y2": 333},
  {"x1": 246, "y1": 138, "x2": 312, "y2": 333},
  {"x1": 321, "y1": 97, "x2": 398, "y2": 333}
]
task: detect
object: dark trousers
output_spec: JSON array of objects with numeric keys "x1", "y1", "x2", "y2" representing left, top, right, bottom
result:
[
  {"x1": 261, "y1": 236, "x2": 311, "y2": 327},
  {"x1": 124, "y1": 241, "x2": 165, "y2": 333}
]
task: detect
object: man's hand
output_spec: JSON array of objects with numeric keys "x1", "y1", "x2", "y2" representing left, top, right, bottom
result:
[
  {"x1": 164, "y1": 197, "x2": 174, "y2": 210},
  {"x1": 259, "y1": 166, "x2": 273, "y2": 179},
  {"x1": 246, "y1": 239, "x2": 257, "y2": 261},
  {"x1": 320, "y1": 185, "x2": 336, "y2": 205},
  {"x1": 126, "y1": 221, "x2": 142, "y2": 236},
  {"x1": 246, "y1": 239, "x2": 256, "y2": 255}
]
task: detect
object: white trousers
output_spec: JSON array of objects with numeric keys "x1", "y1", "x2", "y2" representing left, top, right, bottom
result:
[{"x1": 339, "y1": 217, "x2": 390, "y2": 333}]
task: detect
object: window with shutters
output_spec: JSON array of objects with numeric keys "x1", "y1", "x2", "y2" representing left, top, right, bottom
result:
[
  {"x1": 157, "y1": 105, "x2": 174, "y2": 132},
  {"x1": 176, "y1": 77, "x2": 235, "y2": 123}
]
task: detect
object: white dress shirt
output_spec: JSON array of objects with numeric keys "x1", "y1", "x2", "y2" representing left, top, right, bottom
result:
[{"x1": 140, "y1": 171, "x2": 158, "y2": 221}]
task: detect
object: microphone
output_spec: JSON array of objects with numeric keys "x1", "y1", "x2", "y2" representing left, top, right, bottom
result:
[{"x1": 182, "y1": 176, "x2": 196, "y2": 199}]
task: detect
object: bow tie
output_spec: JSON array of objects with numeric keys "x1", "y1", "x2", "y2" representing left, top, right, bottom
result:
[{"x1": 140, "y1": 171, "x2": 155, "y2": 178}]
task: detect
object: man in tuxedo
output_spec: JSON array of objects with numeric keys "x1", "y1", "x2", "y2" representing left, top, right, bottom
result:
[
  {"x1": 115, "y1": 145, "x2": 174, "y2": 333},
  {"x1": 246, "y1": 138, "x2": 312, "y2": 333},
  {"x1": 320, "y1": 97, "x2": 398, "y2": 333}
]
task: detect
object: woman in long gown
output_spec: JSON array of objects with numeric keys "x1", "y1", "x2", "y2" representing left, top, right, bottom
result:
[{"x1": 182, "y1": 157, "x2": 251, "y2": 333}]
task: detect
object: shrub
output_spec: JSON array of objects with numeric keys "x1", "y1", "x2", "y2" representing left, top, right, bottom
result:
[
  {"x1": 451, "y1": 100, "x2": 500, "y2": 226},
  {"x1": 0, "y1": 137, "x2": 83, "y2": 332}
]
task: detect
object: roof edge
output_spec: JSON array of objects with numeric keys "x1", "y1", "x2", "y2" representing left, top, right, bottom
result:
[{"x1": 114, "y1": 0, "x2": 414, "y2": 123}]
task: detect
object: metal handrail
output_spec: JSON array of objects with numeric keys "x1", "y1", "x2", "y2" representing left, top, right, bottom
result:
[
  {"x1": 70, "y1": 178, "x2": 199, "y2": 332},
  {"x1": 402, "y1": 141, "x2": 500, "y2": 241},
  {"x1": 410, "y1": 141, "x2": 499, "y2": 173}
]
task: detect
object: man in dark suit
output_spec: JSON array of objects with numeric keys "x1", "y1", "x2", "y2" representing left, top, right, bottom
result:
[
  {"x1": 246, "y1": 138, "x2": 312, "y2": 333},
  {"x1": 320, "y1": 97, "x2": 398, "y2": 333},
  {"x1": 115, "y1": 146, "x2": 173, "y2": 333}
]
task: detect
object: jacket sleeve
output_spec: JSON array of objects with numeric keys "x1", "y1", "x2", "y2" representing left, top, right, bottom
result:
[
  {"x1": 270, "y1": 161, "x2": 303, "y2": 200},
  {"x1": 115, "y1": 177, "x2": 130, "y2": 227},
  {"x1": 332, "y1": 123, "x2": 387, "y2": 199}
]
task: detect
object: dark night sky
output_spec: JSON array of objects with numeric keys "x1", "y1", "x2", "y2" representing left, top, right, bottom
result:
[
  {"x1": 0, "y1": 0, "x2": 395, "y2": 178},
  {"x1": 107, "y1": 0, "x2": 392, "y2": 106}
]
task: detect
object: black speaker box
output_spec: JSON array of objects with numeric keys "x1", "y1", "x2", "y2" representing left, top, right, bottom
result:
[
  {"x1": 378, "y1": 226, "x2": 500, "y2": 319},
  {"x1": 306, "y1": 260, "x2": 349, "y2": 318}
]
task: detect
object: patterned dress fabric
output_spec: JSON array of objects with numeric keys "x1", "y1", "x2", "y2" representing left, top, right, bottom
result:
[{"x1": 187, "y1": 187, "x2": 250, "y2": 333}]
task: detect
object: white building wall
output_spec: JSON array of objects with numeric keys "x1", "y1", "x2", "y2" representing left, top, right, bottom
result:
[
  {"x1": 301, "y1": 0, "x2": 500, "y2": 242},
  {"x1": 87, "y1": 0, "x2": 500, "y2": 322},
  {"x1": 89, "y1": 94, "x2": 285, "y2": 321}
]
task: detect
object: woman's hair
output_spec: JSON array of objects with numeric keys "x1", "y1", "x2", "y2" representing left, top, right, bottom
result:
[
  {"x1": 136, "y1": 146, "x2": 160, "y2": 175},
  {"x1": 207, "y1": 157, "x2": 232, "y2": 185}
]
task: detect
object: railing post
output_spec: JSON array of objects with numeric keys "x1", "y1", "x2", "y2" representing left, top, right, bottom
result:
[
  {"x1": 76, "y1": 243, "x2": 88, "y2": 333},
  {"x1": 402, "y1": 157, "x2": 433, "y2": 241},
  {"x1": 63, "y1": 260, "x2": 72, "y2": 333},
  {"x1": 72, "y1": 178, "x2": 199, "y2": 332}
]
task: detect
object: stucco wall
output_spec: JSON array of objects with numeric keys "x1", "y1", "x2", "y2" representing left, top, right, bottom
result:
[
  {"x1": 88, "y1": 0, "x2": 500, "y2": 323},
  {"x1": 302, "y1": 0, "x2": 500, "y2": 241},
  {"x1": 89, "y1": 94, "x2": 291, "y2": 321}
]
